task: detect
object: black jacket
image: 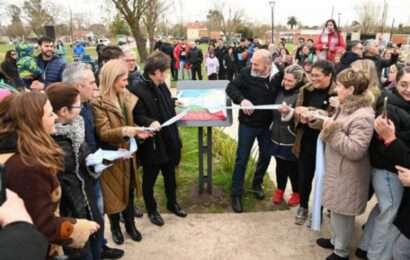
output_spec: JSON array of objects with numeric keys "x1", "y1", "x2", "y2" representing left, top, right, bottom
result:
[
  {"x1": 364, "y1": 52, "x2": 399, "y2": 80},
  {"x1": 271, "y1": 72, "x2": 302, "y2": 146},
  {"x1": 127, "y1": 69, "x2": 144, "y2": 93},
  {"x1": 0, "y1": 59, "x2": 25, "y2": 89},
  {"x1": 335, "y1": 51, "x2": 361, "y2": 74},
  {"x1": 53, "y1": 135, "x2": 103, "y2": 259},
  {"x1": 369, "y1": 89, "x2": 410, "y2": 172},
  {"x1": 131, "y1": 76, "x2": 182, "y2": 166},
  {"x1": 0, "y1": 222, "x2": 48, "y2": 260},
  {"x1": 187, "y1": 47, "x2": 203, "y2": 65},
  {"x1": 380, "y1": 138, "x2": 410, "y2": 239},
  {"x1": 53, "y1": 135, "x2": 100, "y2": 222},
  {"x1": 215, "y1": 46, "x2": 227, "y2": 73},
  {"x1": 234, "y1": 46, "x2": 248, "y2": 70},
  {"x1": 223, "y1": 52, "x2": 236, "y2": 72},
  {"x1": 226, "y1": 66, "x2": 278, "y2": 128}
]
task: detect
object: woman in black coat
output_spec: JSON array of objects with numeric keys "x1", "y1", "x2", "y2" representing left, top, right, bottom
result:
[
  {"x1": 358, "y1": 66, "x2": 410, "y2": 260},
  {"x1": 0, "y1": 50, "x2": 25, "y2": 90},
  {"x1": 370, "y1": 113, "x2": 410, "y2": 259},
  {"x1": 46, "y1": 84, "x2": 104, "y2": 260},
  {"x1": 130, "y1": 51, "x2": 186, "y2": 227}
]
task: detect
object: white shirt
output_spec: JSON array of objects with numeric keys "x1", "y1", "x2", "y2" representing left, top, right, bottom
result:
[{"x1": 205, "y1": 56, "x2": 220, "y2": 75}]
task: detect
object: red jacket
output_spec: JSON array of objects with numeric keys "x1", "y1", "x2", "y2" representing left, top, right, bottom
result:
[
  {"x1": 173, "y1": 44, "x2": 191, "y2": 69},
  {"x1": 315, "y1": 30, "x2": 345, "y2": 62}
]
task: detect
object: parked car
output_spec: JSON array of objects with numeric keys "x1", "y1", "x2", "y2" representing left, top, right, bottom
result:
[{"x1": 195, "y1": 37, "x2": 210, "y2": 44}]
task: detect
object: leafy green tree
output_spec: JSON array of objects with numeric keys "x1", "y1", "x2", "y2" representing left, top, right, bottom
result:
[
  {"x1": 109, "y1": 14, "x2": 130, "y2": 37},
  {"x1": 287, "y1": 16, "x2": 298, "y2": 30}
]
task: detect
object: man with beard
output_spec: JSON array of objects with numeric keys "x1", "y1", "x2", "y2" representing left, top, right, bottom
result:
[
  {"x1": 36, "y1": 36, "x2": 66, "y2": 87},
  {"x1": 226, "y1": 49, "x2": 279, "y2": 213}
]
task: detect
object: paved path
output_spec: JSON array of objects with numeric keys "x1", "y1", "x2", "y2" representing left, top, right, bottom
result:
[
  {"x1": 112, "y1": 94, "x2": 374, "y2": 259},
  {"x1": 106, "y1": 208, "x2": 372, "y2": 260}
]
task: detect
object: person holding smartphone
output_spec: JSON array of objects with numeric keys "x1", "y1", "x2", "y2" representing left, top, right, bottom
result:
[
  {"x1": 366, "y1": 114, "x2": 410, "y2": 260},
  {"x1": 358, "y1": 66, "x2": 410, "y2": 260}
]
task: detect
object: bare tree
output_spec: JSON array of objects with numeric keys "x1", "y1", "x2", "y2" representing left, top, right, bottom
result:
[
  {"x1": 6, "y1": 5, "x2": 25, "y2": 39},
  {"x1": 143, "y1": 0, "x2": 171, "y2": 52},
  {"x1": 22, "y1": 0, "x2": 54, "y2": 36},
  {"x1": 206, "y1": 3, "x2": 244, "y2": 41},
  {"x1": 110, "y1": 0, "x2": 149, "y2": 61},
  {"x1": 355, "y1": 0, "x2": 386, "y2": 34},
  {"x1": 379, "y1": 0, "x2": 389, "y2": 33}
]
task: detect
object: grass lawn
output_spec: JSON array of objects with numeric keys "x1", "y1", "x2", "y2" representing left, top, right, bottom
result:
[{"x1": 145, "y1": 127, "x2": 282, "y2": 214}]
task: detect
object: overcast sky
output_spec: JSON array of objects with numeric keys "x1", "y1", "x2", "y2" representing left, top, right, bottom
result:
[{"x1": 3, "y1": 0, "x2": 410, "y2": 27}]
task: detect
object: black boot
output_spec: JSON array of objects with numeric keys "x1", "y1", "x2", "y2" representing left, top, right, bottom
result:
[
  {"x1": 148, "y1": 210, "x2": 164, "y2": 226},
  {"x1": 124, "y1": 218, "x2": 142, "y2": 242},
  {"x1": 101, "y1": 245, "x2": 124, "y2": 259},
  {"x1": 231, "y1": 196, "x2": 243, "y2": 213},
  {"x1": 123, "y1": 201, "x2": 142, "y2": 242},
  {"x1": 167, "y1": 202, "x2": 187, "y2": 217},
  {"x1": 108, "y1": 214, "x2": 124, "y2": 245}
]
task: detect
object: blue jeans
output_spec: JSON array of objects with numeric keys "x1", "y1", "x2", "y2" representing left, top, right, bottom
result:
[
  {"x1": 231, "y1": 124, "x2": 272, "y2": 197},
  {"x1": 359, "y1": 168, "x2": 404, "y2": 260},
  {"x1": 178, "y1": 60, "x2": 186, "y2": 80}
]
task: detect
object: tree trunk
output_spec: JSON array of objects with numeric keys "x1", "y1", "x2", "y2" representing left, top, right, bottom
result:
[{"x1": 131, "y1": 26, "x2": 148, "y2": 61}]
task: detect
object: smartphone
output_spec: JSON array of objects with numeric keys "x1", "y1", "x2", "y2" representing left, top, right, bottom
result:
[
  {"x1": 382, "y1": 97, "x2": 388, "y2": 119},
  {"x1": 0, "y1": 164, "x2": 6, "y2": 206}
]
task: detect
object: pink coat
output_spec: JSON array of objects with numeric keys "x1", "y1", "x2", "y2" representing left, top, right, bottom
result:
[
  {"x1": 315, "y1": 30, "x2": 345, "y2": 62},
  {"x1": 320, "y1": 93, "x2": 375, "y2": 216}
]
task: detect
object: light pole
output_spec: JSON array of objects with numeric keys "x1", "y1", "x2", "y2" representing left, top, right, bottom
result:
[
  {"x1": 269, "y1": 1, "x2": 275, "y2": 44},
  {"x1": 338, "y1": 13, "x2": 341, "y2": 27}
]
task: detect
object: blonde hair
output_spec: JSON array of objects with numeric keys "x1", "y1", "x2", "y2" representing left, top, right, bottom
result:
[
  {"x1": 351, "y1": 59, "x2": 381, "y2": 100},
  {"x1": 99, "y1": 59, "x2": 129, "y2": 99}
]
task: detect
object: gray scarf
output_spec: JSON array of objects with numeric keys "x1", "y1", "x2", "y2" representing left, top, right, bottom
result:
[{"x1": 54, "y1": 116, "x2": 94, "y2": 219}]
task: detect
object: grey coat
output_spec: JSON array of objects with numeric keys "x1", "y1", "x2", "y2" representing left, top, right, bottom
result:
[{"x1": 320, "y1": 93, "x2": 375, "y2": 216}]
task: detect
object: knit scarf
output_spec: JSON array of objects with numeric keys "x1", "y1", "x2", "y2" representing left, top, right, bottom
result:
[
  {"x1": 54, "y1": 116, "x2": 94, "y2": 219},
  {"x1": 55, "y1": 116, "x2": 85, "y2": 180}
]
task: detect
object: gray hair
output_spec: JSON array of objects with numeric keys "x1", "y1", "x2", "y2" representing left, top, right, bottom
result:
[
  {"x1": 253, "y1": 49, "x2": 273, "y2": 65},
  {"x1": 284, "y1": 64, "x2": 305, "y2": 84},
  {"x1": 364, "y1": 39, "x2": 376, "y2": 52},
  {"x1": 62, "y1": 62, "x2": 93, "y2": 85}
]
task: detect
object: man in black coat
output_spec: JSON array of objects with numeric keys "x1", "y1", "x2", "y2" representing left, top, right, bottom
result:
[
  {"x1": 131, "y1": 51, "x2": 187, "y2": 227},
  {"x1": 335, "y1": 40, "x2": 364, "y2": 74},
  {"x1": 187, "y1": 42, "x2": 203, "y2": 80},
  {"x1": 363, "y1": 39, "x2": 399, "y2": 80},
  {"x1": 226, "y1": 49, "x2": 279, "y2": 213},
  {"x1": 215, "y1": 39, "x2": 228, "y2": 79}
]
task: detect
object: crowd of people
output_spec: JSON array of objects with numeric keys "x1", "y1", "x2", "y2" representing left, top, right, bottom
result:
[
  {"x1": 0, "y1": 17, "x2": 410, "y2": 260},
  {"x1": 224, "y1": 19, "x2": 410, "y2": 260}
]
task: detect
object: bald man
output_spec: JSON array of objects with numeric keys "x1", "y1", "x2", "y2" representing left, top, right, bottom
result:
[{"x1": 226, "y1": 49, "x2": 279, "y2": 213}]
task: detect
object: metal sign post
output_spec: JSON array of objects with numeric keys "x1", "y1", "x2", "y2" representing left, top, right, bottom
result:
[{"x1": 176, "y1": 81, "x2": 232, "y2": 194}]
